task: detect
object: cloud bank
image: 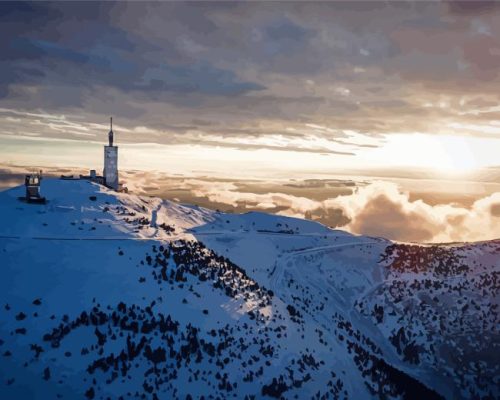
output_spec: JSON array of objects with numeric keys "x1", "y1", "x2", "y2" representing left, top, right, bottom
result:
[
  {"x1": 1, "y1": 164, "x2": 499, "y2": 243},
  {"x1": 187, "y1": 179, "x2": 500, "y2": 243},
  {"x1": 327, "y1": 182, "x2": 500, "y2": 243}
]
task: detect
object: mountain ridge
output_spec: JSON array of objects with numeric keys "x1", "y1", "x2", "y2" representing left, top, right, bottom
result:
[{"x1": 0, "y1": 179, "x2": 497, "y2": 399}]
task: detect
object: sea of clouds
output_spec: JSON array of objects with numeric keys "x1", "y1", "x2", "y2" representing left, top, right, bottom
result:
[
  {"x1": 180, "y1": 179, "x2": 500, "y2": 243},
  {"x1": 2, "y1": 165, "x2": 499, "y2": 243}
]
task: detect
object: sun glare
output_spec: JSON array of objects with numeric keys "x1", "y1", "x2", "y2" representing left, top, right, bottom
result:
[
  {"x1": 365, "y1": 133, "x2": 497, "y2": 175},
  {"x1": 431, "y1": 135, "x2": 479, "y2": 174}
]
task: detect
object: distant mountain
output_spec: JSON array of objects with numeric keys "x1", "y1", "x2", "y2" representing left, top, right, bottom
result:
[{"x1": 0, "y1": 179, "x2": 498, "y2": 399}]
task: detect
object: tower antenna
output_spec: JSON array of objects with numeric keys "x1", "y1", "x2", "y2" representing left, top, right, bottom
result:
[{"x1": 108, "y1": 117, "x2": 114, "y2": 147}]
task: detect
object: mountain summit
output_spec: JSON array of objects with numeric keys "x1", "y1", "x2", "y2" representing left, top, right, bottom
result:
[{"x1": 0, "y1": 179, "x2": 498, "y2": 399}]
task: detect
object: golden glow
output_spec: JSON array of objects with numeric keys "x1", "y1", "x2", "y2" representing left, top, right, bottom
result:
[
  {"x1": 0, "y1": 128, "x2": 498, "y2": 180},
  {"x1": 363, "y1": 133, "x2": 498, "y2": 175}
]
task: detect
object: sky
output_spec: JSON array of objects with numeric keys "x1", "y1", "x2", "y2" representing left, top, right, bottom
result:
[{"x1": 1, "y1": 1, "x2": 500, "y2": 243}]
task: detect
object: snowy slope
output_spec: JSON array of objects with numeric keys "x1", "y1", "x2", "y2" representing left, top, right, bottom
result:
[{"x1": 0, "y1": 179, "x2": 498, "y2": 399}]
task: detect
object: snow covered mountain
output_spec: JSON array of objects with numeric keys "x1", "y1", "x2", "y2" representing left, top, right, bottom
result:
[{"x1": 0, "y1": 179, "x2": 498, "y2": 399}]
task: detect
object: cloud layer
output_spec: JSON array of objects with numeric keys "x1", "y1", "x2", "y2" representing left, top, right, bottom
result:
[
  {"x1": 1, "y1": 164, "x2": 499, "y2": 243},
  {"x1": 327, "y1": 182, "x2": 500, "y2": 243},
  {"x1": 1, "y1": 1, "x2": 500, "y2": 155},
  {"x1": 176, "y1": 178, "x2": 500, "y2": 243}
]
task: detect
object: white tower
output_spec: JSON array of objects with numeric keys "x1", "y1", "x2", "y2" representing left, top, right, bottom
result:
[{"x1": 103, "y1": 117, "x2": 119, "y2": 190}]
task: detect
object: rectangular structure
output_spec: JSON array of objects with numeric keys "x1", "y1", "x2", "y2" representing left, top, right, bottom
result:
[{"x1": 103, "y1": 145, "x2": 118, "y2": 190}]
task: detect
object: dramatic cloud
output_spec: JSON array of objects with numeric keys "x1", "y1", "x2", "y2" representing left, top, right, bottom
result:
[
  {"x1": 1, "y1": 1, "x2": 500, "y2": 156},
  {"x1": 168, "y1": 178, "x2": 500, "y2": 243},
  {"x1": 328, "y1": 182, "x2": 500, "y2": 243}
]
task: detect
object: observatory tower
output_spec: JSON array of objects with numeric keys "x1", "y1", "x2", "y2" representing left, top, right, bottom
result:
[{"x1": 103, "y1": 117, "x2": 119, "y2": 190}]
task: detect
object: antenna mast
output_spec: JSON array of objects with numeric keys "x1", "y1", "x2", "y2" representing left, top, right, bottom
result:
[{"x1": 108, "y1": 116, "x2": 114, "y2": 147}]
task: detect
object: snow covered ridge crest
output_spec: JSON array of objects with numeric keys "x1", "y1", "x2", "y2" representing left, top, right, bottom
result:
[{"x1": 0, "y1": 179, "x2": 498, "y2": 399}]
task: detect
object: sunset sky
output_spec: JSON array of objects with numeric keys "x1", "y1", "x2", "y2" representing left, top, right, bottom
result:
[{"x1": 1, "y1": 1, "x2": 500, "y2": 243}]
